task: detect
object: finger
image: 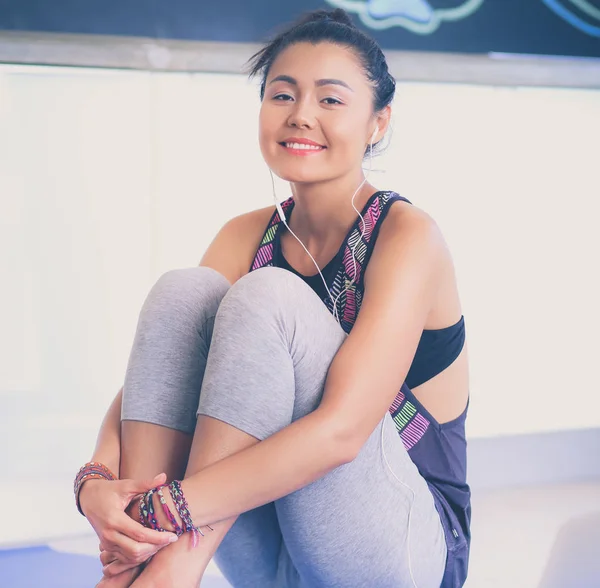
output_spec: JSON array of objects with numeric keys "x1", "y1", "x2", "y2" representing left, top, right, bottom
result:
[
  {"x1": 117, "y1": 512, "x2": 178, "y2": 546},
  {"x1": 99, "y1": 550, "x2": 118, "y2": 567},
  {"x1": 98, "y1": 565, "x2": 143, "y2": 586},
  {"x1": 99, "y1": 532, "x2": 136, "y2": 560},
  {"x1": 101, "y1": 515, "x2": 176, "y2": 556},
  {"x1": 102, "y1": 546, "x2": 156, "y2": 567},
  {"x1": 102, "y1": 557, "x2": 146, "y2": 578},
  {"x1": 100, "y1": 535, "x2": 157, "y2": 564},
  {"x1": 105, "y1": 531, "x2": 162, "y2": 565},
  {"x1": 123, "y1": 473, "x2": 167, "y2": 497}
]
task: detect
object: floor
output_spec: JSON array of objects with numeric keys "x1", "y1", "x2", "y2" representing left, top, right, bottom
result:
[{"x1": 0, "y1": 478, "x2": 598, "y2": 587}]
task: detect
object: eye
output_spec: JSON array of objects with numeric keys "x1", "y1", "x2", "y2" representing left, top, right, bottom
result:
[{"x1": 272, "y1": 94, "x2": 343, "y2": 105}]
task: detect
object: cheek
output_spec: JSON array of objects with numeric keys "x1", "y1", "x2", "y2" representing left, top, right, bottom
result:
[
  {"x1": 329, "y1": 114, "x2": 367, "y2": 148},
  {"x1": 258, "y1": 105, "x2": 280, "y2": 146},
  {"x1": 330, "y1": 126, "x2": 366, "y2": 163},
  {"x1": 258, "y1": 112, "x2": 273, "y2": 159}
]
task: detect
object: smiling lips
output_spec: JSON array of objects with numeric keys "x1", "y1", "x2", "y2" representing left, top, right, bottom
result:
[{"x1": 279, "y1": 137, "x2": 326, "y2": 156}]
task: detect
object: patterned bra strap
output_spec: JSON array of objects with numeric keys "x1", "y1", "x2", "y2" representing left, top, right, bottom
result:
[
  {"x1": 325, "y1": 191, "x2": 408, "y2": 328},
  {"x1": 250, "y1": 197, "x2": 295, "y2": 271}
]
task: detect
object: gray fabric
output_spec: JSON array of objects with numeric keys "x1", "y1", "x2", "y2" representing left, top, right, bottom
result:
[
  {"x1": 122, "y1": 266, "x2": 447, "y2": 588},
  {"x1": 122, "y1": 267, "x2": 230, "y2": 434}
]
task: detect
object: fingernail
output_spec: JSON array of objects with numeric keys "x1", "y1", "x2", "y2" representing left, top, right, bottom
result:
[{"x1": 169, "y1": 535, "x2": 178, "y2": 543}]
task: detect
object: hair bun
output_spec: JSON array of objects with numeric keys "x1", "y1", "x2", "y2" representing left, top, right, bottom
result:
[{"x1": 299, "y1": 8, "x2": 355, "y2": 28}]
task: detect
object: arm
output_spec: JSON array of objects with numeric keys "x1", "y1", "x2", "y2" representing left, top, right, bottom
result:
[
  {"x1": 77, "y1": 387, "x2": 123, "y2": 518},
  {"x1": 89, "y1": 387, "x2": 123, "y2": 478},
  {"x1": 167, "y1": 205, "x2": 445, "y2": 528},
  {"x1": 85, "y1": 205, "x2": 273, "y2": 483}
]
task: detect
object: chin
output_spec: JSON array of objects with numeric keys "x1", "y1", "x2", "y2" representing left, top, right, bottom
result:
[
  {"x1": 273, "y1": 168, "x2": 329, "y2": 184},
  {"x1": 265, "y1": 159, "x2": 324, "y2": 184}
]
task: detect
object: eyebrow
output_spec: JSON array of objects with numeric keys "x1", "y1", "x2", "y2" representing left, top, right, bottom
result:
[{"x1": 268, "y1": 74, "x2": 354, "y2": 92}]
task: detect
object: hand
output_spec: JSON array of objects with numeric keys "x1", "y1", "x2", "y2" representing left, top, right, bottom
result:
[
  {"x1": 79, "y1": 473, "x2": 178, "y2": 573},
  {"x1": 98, "y1": 547, "x2": 148, "y2": 581},
  {"x1": 101, "y1": 534, "x2": 207, "y2": 588},
  {"x1": 95, "y1": 562, "x2": 144, "y2": 587}
]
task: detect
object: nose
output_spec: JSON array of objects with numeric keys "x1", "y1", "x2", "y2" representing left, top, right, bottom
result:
[{"x1": 287, "y1": 99, "x2": 316, "y2": 130}]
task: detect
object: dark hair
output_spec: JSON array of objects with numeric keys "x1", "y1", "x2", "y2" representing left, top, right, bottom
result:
[{"x1": 245, "y1": 8, "x2": 396, "y2": 155}]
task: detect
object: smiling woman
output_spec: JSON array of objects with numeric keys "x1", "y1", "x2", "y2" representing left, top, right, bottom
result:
[
  {"x1": 76, "y1": 8, "x2": 470, "y2": 588},
  {"x1": 257, "y1": 42, "x2": 379, "y2": 184}
]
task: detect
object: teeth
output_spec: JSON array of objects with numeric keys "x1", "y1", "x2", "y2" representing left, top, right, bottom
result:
[{"x1": 285, "y1": 142, "x2": 323, "y2": 150}]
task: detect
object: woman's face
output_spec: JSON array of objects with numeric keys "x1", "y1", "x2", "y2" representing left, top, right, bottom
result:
[{"x1": 259, "y1": 42, "x2": 380, "y2": 184}]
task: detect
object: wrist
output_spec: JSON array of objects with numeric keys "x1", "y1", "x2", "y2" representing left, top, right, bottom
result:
[
  {"x1": 78, "y1": 478, "x2": 107, "y2": 518},
  {"x1": 155, "y1": 487, "x2": 184, "y2": 534},
  {"x1": 135, "y1": 488, "x2": 183, "y2": 534},
  {"x1": 74, "y1": 461, "x2": 117, "y2": 516},
  {"x1": 136, "y1": 481, "x2": 214, "y2": 546}
]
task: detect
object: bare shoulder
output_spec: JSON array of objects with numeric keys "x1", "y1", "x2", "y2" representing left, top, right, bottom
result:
[
  {"x1": 368, "y1": 200, "x2": 461, "y2": 328},
  {"x1": 375, "y1": 200, "x2": 449, "y2": 265},
  {"x1": 199, "y1": 205, "x2": 275, "y2": 285}
]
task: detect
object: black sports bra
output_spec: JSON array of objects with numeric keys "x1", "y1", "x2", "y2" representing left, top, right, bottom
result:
[{"x1": 274, "y1": 194, "x2": 465, "y2": 389}]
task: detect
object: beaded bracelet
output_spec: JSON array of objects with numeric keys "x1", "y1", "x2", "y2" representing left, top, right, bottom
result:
[
  {"x1": 74, "y1": 462, "x2": 117, "y2": 516},
  {"x1": 143, "y1": 488, "x2": 162, "y2": 531},
  {"x1": 157, "y1": 486, "x2": 183, "y2": 535},
  {"x1": 169, "y1": 480, "x2": 201, "y2": 547},
  {"x1": 138, "y1": 481, "x2": 213, "y2": 547}
]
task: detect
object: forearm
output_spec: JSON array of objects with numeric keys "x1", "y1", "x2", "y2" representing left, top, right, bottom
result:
[
  {"x1": 90, "y1": 387, "x2": 123, "y2": 478},
  {"x1": 182, "y1": 409, "x2": 353, "y2": 528}
]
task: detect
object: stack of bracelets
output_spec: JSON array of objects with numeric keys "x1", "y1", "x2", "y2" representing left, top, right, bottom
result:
[
  {"x1": 74, "y1": 462, "x2": 117, "y2": 515},
  {"x1": 138, "y1": 480, "x2": 214, "y2": 548},
  {"x1": 74, "y1": 462, "x2": 213, "y2": 547}
]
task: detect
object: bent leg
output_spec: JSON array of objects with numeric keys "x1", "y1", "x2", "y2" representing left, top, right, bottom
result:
[
  {"x1": 196, "y1": 268, "x2": 446, "y2": 588},
  {"x1": 119, "y1": 267, "x2": 288, "y2": 587},
  {"x1": 122, "y1": 266, "x2": 231, "y2": 438}
]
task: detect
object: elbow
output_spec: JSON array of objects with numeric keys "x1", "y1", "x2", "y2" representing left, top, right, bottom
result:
[
  {"x1": 313, "y1": 408, "x2": 363, "y2": 465},
  {"x1": 340, "y1": 445, "x2": 360, "y2": 465},
  {"x1": 328, "y1": 424, "x2": 363, "y2": 465}
]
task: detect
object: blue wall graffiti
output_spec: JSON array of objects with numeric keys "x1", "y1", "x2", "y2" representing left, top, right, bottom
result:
[
  {"x1": 324, "y1": 0, "x2": 486, "y2": 34},
  {"x1": 325, "y1": 0, "x2": 600, "y2": 38},
  {"x1": 0, "y1": 0, "x2": 599, "y2": 57},
  {"x1": 542, "y1": 0, "x2": 600, "y2": 37}
]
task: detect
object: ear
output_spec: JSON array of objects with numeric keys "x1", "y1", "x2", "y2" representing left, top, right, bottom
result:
[{"x1": 372, "y1": 105, "x2": 392, "y2": 143}]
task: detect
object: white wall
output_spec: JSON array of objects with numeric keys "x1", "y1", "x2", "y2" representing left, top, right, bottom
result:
[{"x1": 1, "y1": 65, "x2": 599, "y2": 483}]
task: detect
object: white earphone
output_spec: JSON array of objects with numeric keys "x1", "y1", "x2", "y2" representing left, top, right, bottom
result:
[
  {"x1": 370, "y1": 124, "x2": 379, "y2": 145},
  {"x1": 271, "y1": 124, "x2": 379, "y2": 322},
  {"x1": 275, "y1": 125, "x2": 379, "y2": 237},
  {"x1": 269, "y1": 124, "x2": 419, "y2": 588}
]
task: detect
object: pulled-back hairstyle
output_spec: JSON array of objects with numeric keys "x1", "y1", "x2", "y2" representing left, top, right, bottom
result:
[{"x1": 245, "y1": 8, "x2": 396, "y2": 154}]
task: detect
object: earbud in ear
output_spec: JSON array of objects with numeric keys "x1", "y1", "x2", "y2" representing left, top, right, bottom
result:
[{"x1": 370, "y1": 125, "x2": 379, "y2": 144}]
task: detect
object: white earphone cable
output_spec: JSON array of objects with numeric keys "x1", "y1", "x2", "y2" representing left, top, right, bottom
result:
[
  {"x1": 271, "y1": 127, "x2": 376, "y2": 323},
  {"x1": 269, "y1": 127, "x2": 418, "y2": 588},
  {"x1": 381, "y1": 417, "x2": 419, "y2": 588},
  {"x1": 270, "y1": 170, "x2": 337, "y2": 314}
]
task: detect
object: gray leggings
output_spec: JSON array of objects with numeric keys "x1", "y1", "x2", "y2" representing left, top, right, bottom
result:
[{"x1": 122, "y1": 266, "x2": 447, "y2": 588}]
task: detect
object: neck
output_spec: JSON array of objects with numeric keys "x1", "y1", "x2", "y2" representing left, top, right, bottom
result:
[{"x1": 287, "y1": 172, "x2": 378, "y2": 249}]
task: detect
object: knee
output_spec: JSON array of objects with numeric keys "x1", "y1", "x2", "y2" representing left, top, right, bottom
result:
[
  {"x1": 224, "y1": 267, "x2": 303, "y2": 310},
  {"x1": 152, "y1": 266, "x2": 230, "y2": 299},
  {"x1": 142, "y1": 266, "x2": 230, "y2": 318}
]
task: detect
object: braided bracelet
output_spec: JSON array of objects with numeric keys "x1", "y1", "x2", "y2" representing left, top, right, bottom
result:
[
  {"x1": 157, "y1": 486, "x2": 183, "y2": 535},
  {"x1": 74, "y1": 462, "x2": 117, "y2": 515},
  {"x1": 169, "y1": 480, "x2": 214, "y2": 547},
  {"x1": 138, "y1": 481, "x2": 213, "y2": 547},
  {"x1": 144, "y1": 488, "x2": 162, "y2": 531}
]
